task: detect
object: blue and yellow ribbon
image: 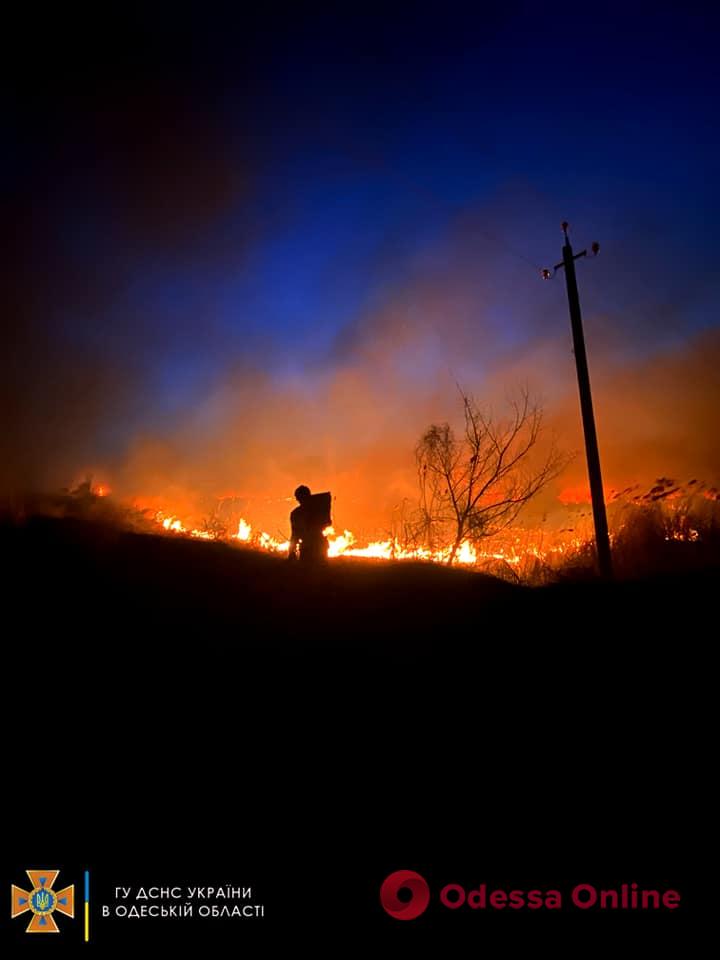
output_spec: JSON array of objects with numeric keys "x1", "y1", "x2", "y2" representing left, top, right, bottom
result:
[{"x1": 84, "y1": 871, "x2": 90, "y2": 942}]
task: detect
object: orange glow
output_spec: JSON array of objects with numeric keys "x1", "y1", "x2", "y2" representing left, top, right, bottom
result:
[
  {"x1": 155, "y1": 512, "x2": 214, "y2": 540},
  {"x1": 156, "y1": 515, "x2": 584, "y2": 571},
  {"x1": 557, "y1": 484, "x2": 592, "y2": 505},
  {"x1": 558, "y1": 484, "x2": 618, "y2": 505},
  {"x1": 83, "y1": 474, "x2": 717, "y2": 580},
  {"x1": 154, "y1": 508, "x2": 687, "y2": 566}
]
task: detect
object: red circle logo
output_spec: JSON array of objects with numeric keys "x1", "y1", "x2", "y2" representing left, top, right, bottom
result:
[{"x1": 380, "y1": 870, "x2": 430, "y2": 920}]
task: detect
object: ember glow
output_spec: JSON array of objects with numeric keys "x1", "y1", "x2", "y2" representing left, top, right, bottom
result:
[
  {"x1": 4, "y1": 8, "x2": 718, "y2": 594},
  {"x1": 135, "y1": 472, "x2": 718, "y2": 583},
  {"x1": 148, "y1": 509, "x2": 586, "y2": 574},
  {"x1": 157, "y1": 513, "x2": 214, "y2": 541}
]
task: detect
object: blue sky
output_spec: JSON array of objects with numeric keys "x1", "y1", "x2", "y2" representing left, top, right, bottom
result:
[{"x1": 4, "y1": 3, "x2": 719, "y2": 501}]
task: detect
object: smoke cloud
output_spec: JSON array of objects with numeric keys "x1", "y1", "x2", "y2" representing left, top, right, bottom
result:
[{"x1": 3, "y1": 11, "x2": 718, "y2": 539}]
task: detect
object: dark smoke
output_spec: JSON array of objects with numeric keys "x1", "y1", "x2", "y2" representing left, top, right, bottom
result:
[{"x1": 3, "y1": 11, "x2": 718, "y2": 539}]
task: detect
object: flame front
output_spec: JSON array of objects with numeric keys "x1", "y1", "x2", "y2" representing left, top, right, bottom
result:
[
  {"x1": 127, "y1": 477, "x2": 719, "y2": 582},
  {"x1": 150, "y1": 516, "x2": 537, "y2": 568},
  {"x1": 147, "y1": 511, "x2": 591, "y2": 571}
]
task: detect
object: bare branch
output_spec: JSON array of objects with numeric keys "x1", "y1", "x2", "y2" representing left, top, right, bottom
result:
[{"x1": 415, "y1": 385, "x2": 569, "y2": 562}]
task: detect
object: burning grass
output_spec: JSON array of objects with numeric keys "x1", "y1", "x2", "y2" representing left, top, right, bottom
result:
[{"x1": 11, "y1": 475, "x2": 716, "y2": 585}]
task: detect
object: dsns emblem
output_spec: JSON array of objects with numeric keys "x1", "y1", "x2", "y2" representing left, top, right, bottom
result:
[{"x1": 11, "y1": 870, "x2": 75, "y2": 933}]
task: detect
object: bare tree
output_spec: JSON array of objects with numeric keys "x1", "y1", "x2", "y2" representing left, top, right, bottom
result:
[{"x1": 415, "y1": 386, "x2": 568, "y2": 564}]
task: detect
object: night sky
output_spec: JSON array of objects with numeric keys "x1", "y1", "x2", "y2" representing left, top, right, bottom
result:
[{"x1": 4, "y1": 4, "x2": 719, "y2": 529}]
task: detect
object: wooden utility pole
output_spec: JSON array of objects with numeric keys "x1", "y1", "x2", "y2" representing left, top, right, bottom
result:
[{"x1": 544, "y1": 222, "x2": 613, "y2": 578}]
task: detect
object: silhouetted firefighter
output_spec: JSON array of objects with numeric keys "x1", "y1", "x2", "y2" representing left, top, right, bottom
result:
[{"x1": 288, "y1": 485, "x2": 332, "y2": 562}]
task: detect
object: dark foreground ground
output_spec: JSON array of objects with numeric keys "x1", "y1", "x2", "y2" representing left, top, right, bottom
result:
[{"x1": 3, "y1": 516, "x2": 711, "y2": 951}]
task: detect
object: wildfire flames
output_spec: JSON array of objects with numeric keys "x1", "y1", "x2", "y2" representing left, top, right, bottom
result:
[
  {"x1": 48, "y1": 475, "x2": 716, "y2": 582},
  {"x1": 151, "y1": 511, "x2": 584, "y2": 570},
  {"x1": 145, "y1": 474, "x2": 718, "y2": 580}
]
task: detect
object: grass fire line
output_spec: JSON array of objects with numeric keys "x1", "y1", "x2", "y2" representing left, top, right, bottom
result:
[{"x1": 143, "y1": 474, "x2": 717, "y2": 583}]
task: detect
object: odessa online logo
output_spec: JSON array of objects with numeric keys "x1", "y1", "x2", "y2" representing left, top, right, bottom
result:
[
  {"x1": 11, "y1": 870, "x2": 75, "y2": 933},
  {"x1": 380, "y1": 870, "x2": 430, "y2": 920}
]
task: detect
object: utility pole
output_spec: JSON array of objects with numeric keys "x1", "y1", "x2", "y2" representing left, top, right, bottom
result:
[{"x1": 543, "y1": 222, "x2": 613, "y2": 579}]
